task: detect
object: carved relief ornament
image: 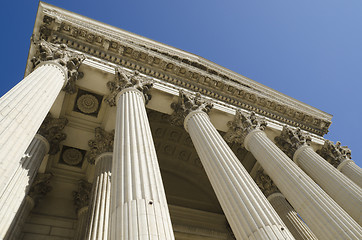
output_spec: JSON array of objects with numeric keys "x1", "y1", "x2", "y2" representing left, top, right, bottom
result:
[
  {"x1": 38, "y1": 114, "x2": 68, "y2": 155},
  {"x1": 316, "y1": 140, "x2": 351, "y2": 168},
  {"x1": 104, "y1": 67, "x2": 153, "y2": 106},
  {"x1": 28, "y1": 173, "x2": 53, "y2": 204},
  {"x1": 255, "y1": 170, "x2": 280, "y2": 197},
  {"x1": 85, "y1": 127, "x2": 114, "y2": 164},
  {"x1": 31, "y1": 39, "x2": 85, "y2": 94},
  {"x1": 274, "y1": 126, "x2": 311, "y2": 159},
  {"x1": 170, "y1": 90, "x2": 213, "y2": 126},
  {"x1": 73, "y1": 179, "x2": 92, "y2": 212},
  {"x1": 224, "y1": 110, "x2": 267, "y2": 145}
]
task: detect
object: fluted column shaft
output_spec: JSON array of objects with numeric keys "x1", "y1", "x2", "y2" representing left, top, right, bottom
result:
[
  {"x1": 185, "y1": 111, "x2": 294, "y2": 240},
  {"x1": 338, "y1": 159, "x2": 362, "y2": 188},
  {"x1": 0, "y1": 62, "x2": 66, "y2": 196},
  {"x1": 0, "y1": 134, "x2": 49, "y2": 238},
  {"x1": 267, "y1": 193, "x2": 317, "y2": 240},
  {"x1": 244, "y1": 129, "x2": 362, "y2": 239},
  {"x1": 87, "y1": 152, "x2": 112, "y2": 240},
  {"x1": 75, "y1": 207, "x2": 89, "y2": 240},
  {"x1": 4, "y1": 195, "x2": 35, "y2": 240},
  {"x1": 294, "y1": 146, "x2": 362, "y2": 224},
  {"x1": 110, "y1": 88, "x2": 174, "y2": 240}
]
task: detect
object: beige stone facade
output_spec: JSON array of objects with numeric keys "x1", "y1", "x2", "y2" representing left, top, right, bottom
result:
[{"x1": 0, "y1": 2, "x2": 361, "y2": 240}]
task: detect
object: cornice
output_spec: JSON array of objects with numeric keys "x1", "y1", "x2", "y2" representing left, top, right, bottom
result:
[{"x1": 30, "y1": 2, "x2": 333, "y2": 136}]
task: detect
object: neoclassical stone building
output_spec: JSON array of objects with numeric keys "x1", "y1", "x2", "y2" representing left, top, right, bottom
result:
[{"x1": 0, "y1": 2, "x2": 361, "y2": 240}]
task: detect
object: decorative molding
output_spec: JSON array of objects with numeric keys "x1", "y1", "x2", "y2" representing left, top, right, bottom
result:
[
  {"x1": 32, "y1": 6, "x2": 332, "y2": 136},
  {"x1": 28, "y1": 173, "x2": 53, "y2": 204},
  {"x1": 73, "y1": 179, "x2": 92, "y2": 212},
  {"x1": 73, "y1": 89, "x2": 103, "y2": 117},
  {"x1": 60, "y1": 146, "x2": 86, "y2": 167},
  {"x1": 255, "y1": 170, "x2": 280, "y2": 197},
  {"x1": 31, "y1": 39, "x2": 85, "y2": 94},
  {"x1": 85, "y1": 127, "x2": 114, "y2": 164},
  {"x1": 104, "y1": 67, "x2": 153, "y2": 106},
  {"x1": 224, "y1": 111, "x2": 266, "y2": 145},
  {"x1": 316, "y1": 140, "x2": 351, "y2": 168},
  {"x1": 170, "y1": 90, "x2": 213, "y2": 126},
  {"x1": 38, "y1": 114, "x2": 68, "y2": 155},
  {"x1": 274, "y1": 126, "x2": 311, "y2": 159}
]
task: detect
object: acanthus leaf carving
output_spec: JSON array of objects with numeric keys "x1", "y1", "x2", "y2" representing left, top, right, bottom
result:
[
  {"x1": 255, "y1": 170, "x2": 280, "y2": 197},
  {"x1": 224, "y1": 110, "x2": 267, "y2": 145},
  {"x1": 28, "y1": 173, "x2": 53, "y2": 205},
  {"x1": 104, "y1": 67, "x2": 153, "y2": 106},
  {"x1": 38, "y1": 113, "x2": 68, "y2": 155},
  {"x1": 73, "y1": 179, "x2": 92, "y2": 212},
  {"x1": 316, "y1": 140, "x2": 351, "y2": 168},
  {"x1": 31, "y1": 39, "x2": 85, "y2": 94},
  {"x1": 85, "y1": 127, "x2": 114, "y2": 164},
  {"x1": 170, "y1": 90, "x2": 213, "y2": 126},
  {"x1": 274, "y1": 126, "x2": 311, "y2": 159}
]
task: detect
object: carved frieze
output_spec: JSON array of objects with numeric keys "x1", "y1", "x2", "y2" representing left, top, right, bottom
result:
[
  {"x1": 73, "y1": 179, "x2": 92, "y2": 212},
  {"x1": 31, "y1": 39, "x2": 85, "y2": 94},
  {"x1": 224, "y1": 111, "x2": 267, "y2": 145},
  {"x1": 36, "y1": 9, "x2": 332, "y2": 136},
  {"x1": 255, "y1": 170, "x2": 280, "y2": 197},
  {"x1": 104, "y1": 68, "x2": 153, "y2": 106},
  {"x1": 170, "y1": 90, "x2": 213, "y2": 126},
  {"x1": 85, "y1": 127, "x2": 114, "y2": 164},
  {"x1": 316, "y1": 140, "x2": 351, "y2": 168},
  {"x1": 28, "y1": 173, "x2": 53, "y2": 204},
  {"x1": 274, "y1": 126, "x2": 311, "y2": 159},
  {"x1": 38, "y1": 114, "x2": 68, "y2": 155}
]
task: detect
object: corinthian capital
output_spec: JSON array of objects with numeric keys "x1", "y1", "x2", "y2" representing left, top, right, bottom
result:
[
  {"x1": 255, "y1": 170, "x2": 280, "y2": 197},
  {"x1": 274, "y1": 126, "x2": 311, "y2": 159},
  {"x1": 224, "y1": 110, "x2": 267, "y2": 145},
  {"x1": 85, "y1": 127, "x2": 114, "y2": 164},
  {"x1": 73, "y1": 179, "x2": 92, "y2": 212},
  {"x1": 170, "y1": 90, "x2": 213, "y2": 126},
  {"x1": 28, "y1": 173, "x2": 53, "y2": 204},
  {"x1": 38, "y1": 114, "x2": 68, "y2": 155},
  {"x1": 105, "y1": 67, "x2": 153, "y2": 106},
  {"x1": 316, "y1": 140, "x2": 351, "y2": 168},
  {"x1": 31, "y1": 40, "x2": 85, "y2": 94}
]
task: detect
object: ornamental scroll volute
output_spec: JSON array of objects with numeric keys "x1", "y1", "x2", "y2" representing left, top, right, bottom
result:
[
  {"x1": 224, "y1": 110, "x2": 267, "y2": 146},
  {"x1": 316, "y1": 140, "x2": 351, "y2": 168},
  {"x1": 170, "y1": 90, "x2": 213, "y2": 126},
  {"x1": 31, "y1": 39, "x2": 85, "y2": 94},
  {"x1": 85, "y1": 127, "x2": 114, "y2": 164},
  {"x1": 274, "y1": 126, "x2": 312, "y2": 159},
  {"x1": 104, "y1": 67, "x2": 153, "y2": 106}
]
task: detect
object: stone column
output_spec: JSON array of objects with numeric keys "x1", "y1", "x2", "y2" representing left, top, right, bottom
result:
[
  {"x1": 73, "y1": 180, "x2": 92, "y2": 240},
  {"x1": 317, "y1": 140, "x2": 362, "y2": 188},
  {"x1": 255, "y1": 170, "x2": 318, "y2": 240},
  {"x1": 170, "y1": 91, "x2": 294, "y2": 240},
  {"x1": 4, "y1": 173, "x2": 53, "y2": 240},
  {"x1": 275, "y1": 126, "x2": 362, "y2": 225},
  {"x1": 225, "y1": 110, "x2": 362, "y2": 239},
  {"x1": 0, "y1": 40, "x2": 84, "y2": 198},
  {"x1": 85, "y1": 128, "x2": 114, "y2": 240},
  {"x1": 106, "y1": 68, "x2": 174, "y2": 240}
]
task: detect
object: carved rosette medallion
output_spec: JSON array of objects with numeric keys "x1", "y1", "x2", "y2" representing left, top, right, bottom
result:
[
  {"x1": 73, "y1": 180, "x2": 92, "y2": 212},
  {"x1": 104, "y1": 67, "x2": 153, "y2": 106},
  {"x1": 28, "y1": 173, "x2": 53, "y2": 204},
  {"x1": 274, "y1": 126, "x2": 311, "y2": 159},
  {"x1": 76, "y1": 94, "x2": 99, "y2": 114},
  {"x1": 224, "y1": 110, "x2": 267, "y2": 145},
  {"x1": 38, "y1": 114, "x2": 68, "y2": 155},
  {"x1": 316, "y1": 140, "x2": 351, "y2": 168},
  {"x1": 62, "y1": 148, "x2": 83, "y2": 166},
  {"x1": 170, "y1": 90, "x2": 213, "y2": 126},
  {"x1": 85, "y1": 127, "x2": 115, "y2": 164},
  {"x1": 31, "y1": 40, "x2": 85, "y2": 94},
  {"x1": 255, "y1": 170, "x2": 280, "y2": 197}
]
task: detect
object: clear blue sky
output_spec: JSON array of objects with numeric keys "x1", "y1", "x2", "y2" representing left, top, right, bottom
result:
[{"x1": 1, "y1": 1, "x2": 361, "y2": 167}]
